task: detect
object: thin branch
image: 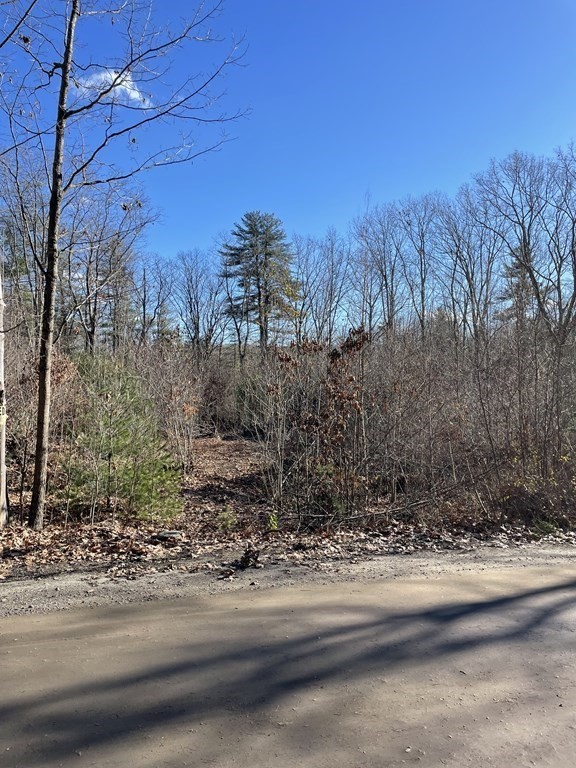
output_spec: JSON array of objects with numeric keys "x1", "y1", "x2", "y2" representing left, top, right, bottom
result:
[{"x1": 0, "y1": 0, "x2": 39, "y2": 50}]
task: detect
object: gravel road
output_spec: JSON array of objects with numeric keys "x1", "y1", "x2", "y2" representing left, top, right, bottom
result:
[
  {"x1": 2, "y1": 545, "x2": 576, "y2": 767},
  {"x1": 2, "y1": 540, "x2": 576, "y2": 617}
]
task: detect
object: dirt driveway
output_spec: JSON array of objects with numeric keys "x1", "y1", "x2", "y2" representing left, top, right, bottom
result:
[{"x1": 2, "y1": 554, "x2": 576, "y2": 767}]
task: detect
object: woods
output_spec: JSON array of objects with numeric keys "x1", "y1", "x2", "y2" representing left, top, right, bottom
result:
[
  {"x1": 3, "y1": 145, "x2": 576, "y2": 532},
  {"x1": 1, "y1": 4, "x2": 576, "y2": 535}
]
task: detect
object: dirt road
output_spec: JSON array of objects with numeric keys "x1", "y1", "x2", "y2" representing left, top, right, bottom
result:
[{"x1": 2, "y1": 554, "x2": 576, "y2": 767}]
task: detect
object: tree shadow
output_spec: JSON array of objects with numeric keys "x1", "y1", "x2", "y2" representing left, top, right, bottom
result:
[{"x1": 2, "y1": 573, "x2": 576, "y2": 766}]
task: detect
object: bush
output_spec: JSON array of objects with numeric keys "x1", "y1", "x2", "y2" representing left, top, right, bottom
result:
[
  {"x1": 497, "y1": 468, "x2": 576, "y2": 529},
  {"x1": 56, "y1": 355, "x2": 182, "y2": 521}
]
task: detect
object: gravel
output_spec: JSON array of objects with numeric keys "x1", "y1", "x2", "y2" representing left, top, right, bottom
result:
[{"x1": 2, "y1": 539, "x2": 575, "y2": 617}]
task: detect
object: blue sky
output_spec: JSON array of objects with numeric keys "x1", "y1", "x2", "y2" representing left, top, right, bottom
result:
[{"x1": 122, "y1": 0, "x2": 576, "y2": 256}]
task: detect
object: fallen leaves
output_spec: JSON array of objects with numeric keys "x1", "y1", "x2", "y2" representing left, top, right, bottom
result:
[
  {"x1": 3, "y1": 437, "x2": 576, "y2": 582},
  {"x1": 2, "y1": 516, "x2": 576, "y2": 582}
]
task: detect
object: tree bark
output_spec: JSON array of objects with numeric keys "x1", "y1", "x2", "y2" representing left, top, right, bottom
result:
[
  {"x1": 28, "y1": 0, "x2": 79, "y2": 530},
  {"x1": 0, "y1": 266, "x2": 8, "y2": 528}
]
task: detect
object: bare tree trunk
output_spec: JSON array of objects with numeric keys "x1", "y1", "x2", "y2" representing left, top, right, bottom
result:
[
  {"x1": 28, "y1": 0, "x2": 79, "y2": 530},
  {"x1": 0, "y1": 266, "x2": 8, "y2": 527}
]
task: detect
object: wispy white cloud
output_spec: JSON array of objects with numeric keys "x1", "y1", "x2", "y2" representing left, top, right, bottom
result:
[{"x1": 76, "y1": 69, "x2": 152, "y2": 108}]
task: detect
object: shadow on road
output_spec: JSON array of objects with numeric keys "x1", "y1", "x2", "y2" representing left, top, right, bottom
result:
[{"x1": 2, "y1": 573, "x2": 576, "y2": 765}]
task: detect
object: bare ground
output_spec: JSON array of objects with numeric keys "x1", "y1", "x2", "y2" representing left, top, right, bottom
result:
[
  {"x1": 1, "y1": 536, "x2": 576, "y2": 617},
  {"x1": 3, "y1": 439, "x2": 576, "y2": 765},
  {"x1": 3, "y1": 560, "x2": 576, "y2": 767}
]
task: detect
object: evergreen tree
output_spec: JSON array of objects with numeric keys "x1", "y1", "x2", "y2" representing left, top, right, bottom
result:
[{"x1": 220, "y1": 211, "x2": 298, "y2": 352}]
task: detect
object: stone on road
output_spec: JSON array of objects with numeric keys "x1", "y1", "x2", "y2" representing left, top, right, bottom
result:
[{"x1": 2, "y1": 566, "x2": 576, "y2": 767}]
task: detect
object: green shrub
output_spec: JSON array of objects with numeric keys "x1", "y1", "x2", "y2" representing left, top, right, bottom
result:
[{"x1": 57, "y1": 355, "x2": 182, "y2": 521}]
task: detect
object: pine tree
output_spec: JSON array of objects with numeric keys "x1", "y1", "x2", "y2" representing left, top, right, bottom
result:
[{"x1": 220, "y1": 212, "x2": 298, "y2": 353}]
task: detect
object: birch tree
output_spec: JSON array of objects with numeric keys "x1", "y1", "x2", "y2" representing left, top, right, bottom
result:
[{"x1": 0, "y1": 0, "x2": 45, "y2": 527}]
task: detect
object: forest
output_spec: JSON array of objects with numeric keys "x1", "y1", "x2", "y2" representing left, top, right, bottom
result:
[
  {"x1": 2, "y1": 1, "x2": 576, "y2": 542},
  {"x1": 4, "y1": 147, "x2": 576, "y2": 537}
]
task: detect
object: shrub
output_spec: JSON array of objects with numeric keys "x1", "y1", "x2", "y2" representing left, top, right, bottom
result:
[{"x1": 57, "y1": 355, "x2": 182, "y2": 521}]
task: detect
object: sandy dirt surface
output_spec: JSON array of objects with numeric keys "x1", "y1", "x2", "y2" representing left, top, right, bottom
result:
[
  {"x1": 2, "y1": 545, "x2": 576, "y2": 767},
  {"x1": 1, "y1": 539, "x2": 576, "y2": 617}
]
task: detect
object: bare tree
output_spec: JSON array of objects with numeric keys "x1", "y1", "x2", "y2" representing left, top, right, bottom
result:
[
  {"x1": 174, "y1": 249, "x2": 227, "y2": 365},
  {"x1": 0, "y1": 226, "x2": 8, "y2": 526},
  {"x1": 435, "y1": 189, "x2": 505, "y2": 472},
  {"x1": 0, "y1": 154, "x2": 49, "y2": 347},
  {"x1": 0, "y1": 0, "x2": 241, "y2": 528},
  {"x1": 55, "y1": 185, "x2": 154, "y2": 351},
  {"x1": 398, "y1": 194, "x2": 441, "y2": 337},
  {"x1": 0, "y1": 1, "x2": 49, "y2": 526},
  {"x1": 352, "y1": 203, "x2": 406, "y2": 336},
  {"x1": 291, "y1": 230, "x2": 350, "y2": 345},
  {"x1": 134, "y1": 256, "x2": 175, "y2": 347},
  {"x1": 473, "y1": 152, "x2": 571, "y2": 471}
]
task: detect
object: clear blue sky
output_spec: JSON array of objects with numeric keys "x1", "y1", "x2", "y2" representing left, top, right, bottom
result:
[{"x1": 138, "y1": 0, "x2": 576, "y2": 256}]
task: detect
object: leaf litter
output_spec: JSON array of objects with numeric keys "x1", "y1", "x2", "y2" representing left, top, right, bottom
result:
[{"x1": 2, "y1": 437, "x2": 576, "y2": 582}]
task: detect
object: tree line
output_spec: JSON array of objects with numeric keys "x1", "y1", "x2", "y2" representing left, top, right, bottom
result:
[{"x1": 4, "y1": 140, "x2": 576, "y2": 530}]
